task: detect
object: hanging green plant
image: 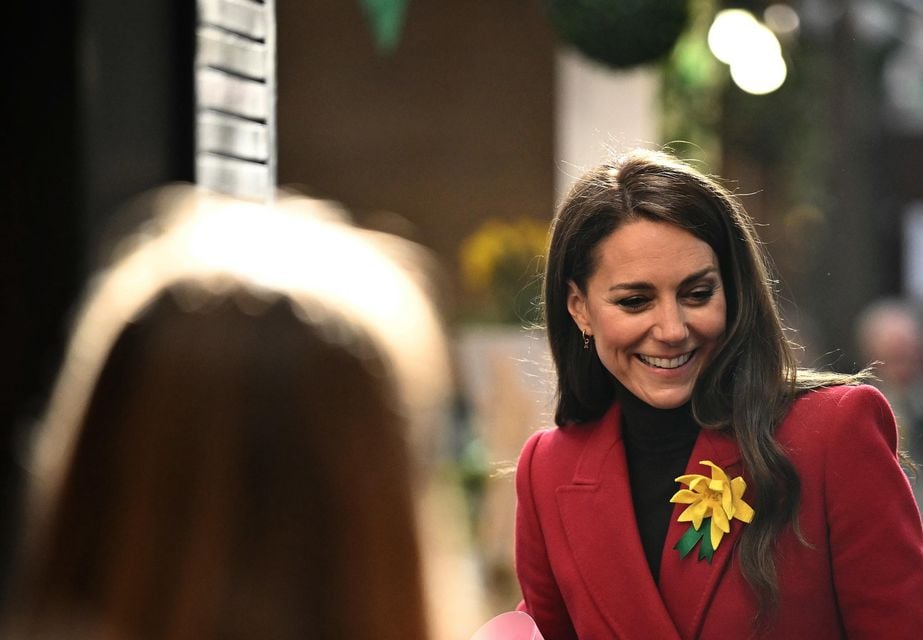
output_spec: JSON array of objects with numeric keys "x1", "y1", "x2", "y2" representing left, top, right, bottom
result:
[{"x1": 544, "y1": 0, "x2": 690, "y2": 69}]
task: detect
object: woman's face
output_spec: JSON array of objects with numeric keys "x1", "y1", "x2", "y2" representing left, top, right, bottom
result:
[{"x1": 567, "y1": 219, "x2": 727, "y2": 409}]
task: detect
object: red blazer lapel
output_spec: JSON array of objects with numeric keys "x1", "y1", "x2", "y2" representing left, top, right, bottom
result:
[
  {"x1": 556, "y1": 404, "x2": 682, "y2": 640},
  {"x1": 659, "y1": 428, "x2": 748, "y2": 639}
]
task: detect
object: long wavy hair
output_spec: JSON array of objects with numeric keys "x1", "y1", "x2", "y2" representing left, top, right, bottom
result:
[{"x1": 544, "y1": 149, "x2": 865, "y2": 615}]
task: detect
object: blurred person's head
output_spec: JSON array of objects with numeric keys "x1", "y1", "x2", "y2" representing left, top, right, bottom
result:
[
  {"x1": 856, "y1": 298, "x2": 923, "y2": 388},
  {"x1": 4, "y1": 187, "x2": 450, "y2": 640}
]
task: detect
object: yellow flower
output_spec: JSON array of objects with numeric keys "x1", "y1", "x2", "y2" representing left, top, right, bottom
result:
[
  {"x1": 460, "y1": 221, "x2": 506, "y2": 292},
  {"x1": 458, "y1": 217, "x2": 549, "y2": 323},
  {"x1": 670, "y1": 460, "x2": 755, "y2": 552}
]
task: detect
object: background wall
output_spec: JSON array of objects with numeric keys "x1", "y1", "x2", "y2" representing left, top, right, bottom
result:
[{"x1": 276, "y1": 0, "x2": 556, "y2": 312}]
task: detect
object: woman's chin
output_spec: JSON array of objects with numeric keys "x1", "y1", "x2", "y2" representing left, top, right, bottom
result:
[{"x1": 630, "y1": 385, "x2": 693, "y2": 410}]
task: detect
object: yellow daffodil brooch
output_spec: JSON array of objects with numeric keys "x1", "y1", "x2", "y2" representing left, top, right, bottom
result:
[{"x1": 670, "y1": 460, "x2": 755, "y2": 563}]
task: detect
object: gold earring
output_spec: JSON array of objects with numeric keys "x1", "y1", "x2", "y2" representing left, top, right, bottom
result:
[{"x1": 582, "y1": 330, "x2": 590, "y2": 350}]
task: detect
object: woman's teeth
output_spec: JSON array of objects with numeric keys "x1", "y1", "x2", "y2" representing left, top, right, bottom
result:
[{"x1": 639, "y1": 352, "x2": 693, "y2": 369}]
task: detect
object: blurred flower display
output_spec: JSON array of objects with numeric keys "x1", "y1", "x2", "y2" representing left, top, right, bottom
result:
[{"x1": 459, "y1": 218, "x2": 548, "y2": 325}]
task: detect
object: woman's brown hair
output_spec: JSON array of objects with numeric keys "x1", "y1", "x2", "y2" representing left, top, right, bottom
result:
[
  {"x1": 5, "y1": 190, "x2": 450, "y2": 639},
  {"x1": 543, "y1": 149, "x2": 865, "y2": 616}
]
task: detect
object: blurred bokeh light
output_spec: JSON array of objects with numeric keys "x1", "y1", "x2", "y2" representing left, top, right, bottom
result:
[{"x1": 708, "y1": 7, "x2": 787, "y2": 95}]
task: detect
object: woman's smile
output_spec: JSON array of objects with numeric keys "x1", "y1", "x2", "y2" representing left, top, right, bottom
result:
[{"x1": 637, "y1": 350, "x2": 695, "y2": 370}]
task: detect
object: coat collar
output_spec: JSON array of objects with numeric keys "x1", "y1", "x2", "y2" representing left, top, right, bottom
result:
[{"x1": 556, "y1": 402, "x2": 745, "y2": 640}]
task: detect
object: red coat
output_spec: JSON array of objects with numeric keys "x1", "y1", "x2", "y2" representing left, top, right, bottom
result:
[{"x1": 515, "y1": 385, "x2": 923, "y2": 639}]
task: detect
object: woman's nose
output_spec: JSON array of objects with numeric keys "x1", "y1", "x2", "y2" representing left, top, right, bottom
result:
[{"x1": 653, "y1": 302, "x2": 689, "y2": 344}]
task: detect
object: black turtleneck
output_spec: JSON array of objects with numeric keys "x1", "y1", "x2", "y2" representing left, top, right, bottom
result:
[{"x1": 618, "y1": 387, "x2": 699, "y2": 584}]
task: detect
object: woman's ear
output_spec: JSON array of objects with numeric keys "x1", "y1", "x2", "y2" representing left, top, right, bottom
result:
[{"x1": 566, "y1": 281, "x2": 590, "y2": 334}]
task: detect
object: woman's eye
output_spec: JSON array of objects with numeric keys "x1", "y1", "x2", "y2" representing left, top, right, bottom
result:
[
  {"x1": 686, "y1": 288, "x2": 715, "y2": 303},
  {"x1": 616, "y1": 296, "x2": 649, "y2": 310}
]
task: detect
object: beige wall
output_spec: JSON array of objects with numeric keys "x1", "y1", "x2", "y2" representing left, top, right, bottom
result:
[{"x1": 554, "y1": 49, "x2": 660, "y2": 197}]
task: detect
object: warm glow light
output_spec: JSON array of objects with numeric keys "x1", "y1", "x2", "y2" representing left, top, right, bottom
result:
[
  {"x1": 707, "y1": 9, "x2": 762, "y2": 64},
  {"x1": 708, "y1": 8, "x2": 787, "y2": 95},
  {"x1": 731, "y1": 52, "x2": 787, "y2": 95}
]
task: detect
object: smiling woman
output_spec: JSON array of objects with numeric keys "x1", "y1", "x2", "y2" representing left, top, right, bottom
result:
[
  {"x1": 566, "y1": 219, "x2": 726, "y2": 410},
  {"x1": 515, "y1": 148, "x2": 923, "y2": 640}
]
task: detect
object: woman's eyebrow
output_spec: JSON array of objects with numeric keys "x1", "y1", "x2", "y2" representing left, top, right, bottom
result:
[{"x1": 607, "y1": 267, "x2": 719, "y2": 292}]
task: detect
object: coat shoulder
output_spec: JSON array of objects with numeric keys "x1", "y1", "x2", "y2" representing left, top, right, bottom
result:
[
  {"x1": 517, "y1": 410, "x2": 614, "y2": 488},
  {"x1": 521, "y1": 422, "x2": 597, "y2": 457},
  {"x1": 785, "y1": 384, "x2": 892, "y2": 422},
  {"x1": 778, "y1": 384, "x2": 897, "y2": 453}
]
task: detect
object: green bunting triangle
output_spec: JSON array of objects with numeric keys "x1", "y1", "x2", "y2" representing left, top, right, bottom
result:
[{"x1": 359, "y1": 0, "x2": 409, "y2": 55}]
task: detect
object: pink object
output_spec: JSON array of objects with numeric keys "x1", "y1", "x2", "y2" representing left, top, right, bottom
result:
[{"x1": 470, "y1": 611, "x2": 545, "y2": 640}]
